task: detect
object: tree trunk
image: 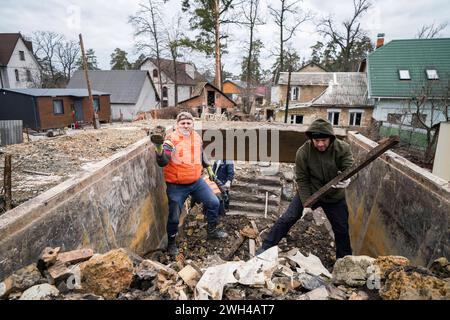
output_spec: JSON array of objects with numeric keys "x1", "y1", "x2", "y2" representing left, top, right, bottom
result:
[
  {"x1": 214, "y1": 0, "x2": 222, "y2": 90},
  {"x1": 245, "y1": 4, "x2": 254, "y2": 114},
  {"x1": 173, "y1": 56, "x2": 178, "y2": 106}
]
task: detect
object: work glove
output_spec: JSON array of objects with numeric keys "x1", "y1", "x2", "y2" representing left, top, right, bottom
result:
[
  {"x1": 332, "y1": 178, "x2": 351, "y2": 189},
  {"x1": 224, "y1": 181, "x2": 231, "y2": 189},
  {"x1": 206, "y1": 166, "x2": 216, "y2": 180},
  {"x1": 149, "y1": 125, "x2": 166, "y2": 154},
  {"x1": 301, "y1": 207, "x2": 313, "y2": 220}
]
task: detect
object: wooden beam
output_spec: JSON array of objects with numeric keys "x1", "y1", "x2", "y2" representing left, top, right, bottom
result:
[
  {"x1": 304, "y1": 135, "x2": 400, "y2": 208},
  {"x1": 222, "y1": 231, "x2": 246, "y2": 261},
  {"x1": 4, "y1": 154, "x2": 12, "y2": 211}
]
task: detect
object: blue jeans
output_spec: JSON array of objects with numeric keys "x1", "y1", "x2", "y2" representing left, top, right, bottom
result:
[
  {"x1": 166, "y1": 178, "x2": 220, "y2": 238},
  {"x1": 262, "y1": 194, "x2": 352, "y2": 259}
]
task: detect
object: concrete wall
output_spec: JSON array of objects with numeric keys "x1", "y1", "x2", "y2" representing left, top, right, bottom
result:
[
  {"x1": 0, "y1": 138, "x2": 168, "y2": 279},
  {"x1": 433, "y1": 122, "x2": 450, "y2": 181},
  {"x1": 346, "y1": 132, "x2": 450, "y2": 267}
]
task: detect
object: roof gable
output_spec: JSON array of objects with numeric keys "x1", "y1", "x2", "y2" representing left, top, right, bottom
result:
[
  {"x1": 144, "y1": 58, "x2": 206, "y2": 85},
  {"x1": 0, "y1": 33, "x2": 21, "y2": 66},
  {"x1": 367, "y1": 38, "x2": 450, "y2": 98},
  {"x1": 67, "y1": 70, "x2": 158, "y2": 104}
]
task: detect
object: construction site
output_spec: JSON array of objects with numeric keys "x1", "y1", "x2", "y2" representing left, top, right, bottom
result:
[{"x1": 0, "y1": 119, "x2": 449, "y2": 301}]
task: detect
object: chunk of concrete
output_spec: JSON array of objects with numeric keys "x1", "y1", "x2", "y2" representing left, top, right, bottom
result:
[
  {"x1": 332, "y1": 255, "x2": 375, "y2": 287},
  {"x1": 373, "y1": 256, "x2": 410, "y2": 280},
  {"x1": 178, "y1": 265, "x2": 201, "y2": 289},
  {"x1": 79, "y1": 248, "x2": 134, "y2": 300},
  {"x1": 19, "y1": 284, "x2": 59, "y2": 300},
  {"x1": 299, "y1": 286, "x2": 329, "y2": 300},
  {"x1": 296, "y1": 273, "x2": 328, "y2": 291}
]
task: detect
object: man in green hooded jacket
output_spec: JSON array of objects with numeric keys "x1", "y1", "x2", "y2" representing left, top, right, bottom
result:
[{"x1": 258, "y1": 118, "x2": 354, "y2": 259}]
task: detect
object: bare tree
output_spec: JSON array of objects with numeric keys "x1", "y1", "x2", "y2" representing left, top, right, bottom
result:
[
  {"x1": 416, "y1": 22, "x2": 448, "y2": 39},
  {"x1": 407, "y1": 80, "x2": 450, "y2": 164},
  {"x1": 317, "y1": 0, "x2": 372, "y2": 71},
  {"x1": 33, "y1": 31, "x2": 64, "y2": 85},
  {"x1": 165, "y1": 15, "x2": 189, "y2": 106},
  {"x1": 269, "y1": 0, "x2": 312, "y2": 80},
  {"x1": 240, "y1": 0, "x2": 265, "y2": 113},
  {"x1": 56, "y1": 40, "x2": 79, "y2": 81},
  {"x1": 129, "y1": 0, "x2": 167, "y2": 107}
]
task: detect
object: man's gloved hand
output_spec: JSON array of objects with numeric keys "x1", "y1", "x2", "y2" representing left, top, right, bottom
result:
[
  {"x1": 206, "y1": 166, "x2": 216, "y2": 180},
  {"x1": 301, "y1": 207, "x2": 313, "y2": 220},
  {"x1": 224, "y1": 180, "x2": 231, "y2": 189},
  {"x1": 332, "y1": 178, "x2": 351, "y2": 189}
]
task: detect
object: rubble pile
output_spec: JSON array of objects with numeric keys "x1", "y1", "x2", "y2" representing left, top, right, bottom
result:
[
  {"x1": 2, "y1": 237, "x2": 448, "y2": 300},
  {"x1": 0, "y1": 125, "x2": 148, "y2": 210}
]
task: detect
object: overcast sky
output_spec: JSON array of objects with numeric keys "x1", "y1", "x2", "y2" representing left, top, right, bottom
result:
[{"x1": 2, "y1": 0, "x2": 449, "y2": 76}]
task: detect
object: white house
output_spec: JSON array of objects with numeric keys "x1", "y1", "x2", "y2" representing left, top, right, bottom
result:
[
  {"x1": 0, "y1": 33, "x2": 41, "y2": 88},
  {"x1": 67, "y1": 70, "x2": 160, "y2": 121},
  {"x1": 140, "y1": 58, "x2": 205, "y2": 107}
]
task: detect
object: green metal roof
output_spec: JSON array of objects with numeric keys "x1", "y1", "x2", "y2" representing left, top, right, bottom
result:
[{"x1": 367, "y1": 38, "x2": 450, "y2": 98}]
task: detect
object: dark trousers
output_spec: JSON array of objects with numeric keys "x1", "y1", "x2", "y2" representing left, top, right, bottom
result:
[
  {"x1": 262, "y1": 194, "x2": 352, "y2": 259},
  {"x1": 166, "y1": 179, "x2": 220, "y2": 238}
]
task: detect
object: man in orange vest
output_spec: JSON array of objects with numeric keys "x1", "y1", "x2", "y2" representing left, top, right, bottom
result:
[{"x1": 152, "y1": 112, "x2": 228, "y2": 256}]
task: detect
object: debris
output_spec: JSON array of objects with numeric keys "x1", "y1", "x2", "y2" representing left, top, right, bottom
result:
[
  {"x1": 19, "y1": 284, "x2": 59, "y2": 300},
  {"x1": 349, "y1": 290, "x2": 370, "y2": 300},
  {"x1": 373, "y1": 255, "x2": 410, "y2": 280},
  {"x1": 235, "y1": 246, "x2": 279, "y2": 286},
  {"x1": 223, "y1": 233, "x2": 246, "y2": 261},
  {"x1": 47, "y1": 261, "x2": 72, "y2": 283},
  {"x1": 326, "y1": 284, "x2": 348, "y2": 300},
  {"x1": 299, "y1": 286, "x2": 329, "y2": 300},
  {"x1": 38, "y1": 247, "x2": 61, "y2": 270},
  {"x1": 249, "y1": 239, "x2": 256, "y2": 258},
  {"x1": 195, "y1": 261, "x2": 243, "y2": 300},
  {"x1": 296, "y1": 273, "x2": 328, "y2": 291},
  {"x1": 78, "y1": 248, "x2": 134, "y2": 299},
  {"x1": 380, "y1": 268, "x2": 450, "y2": 300},
  {"x1": 332, "y1": 255, "x2": 375, "y2": 287},
  {"x1": 178, "y1": 265, "x2": 201, "y2": 289},
  {"x1": 239, "y1": 225, "x2": 258, "y2": 239},
  {"x1": 287, "y1": 250, "x2": 332, "y2": 278},
  {"x1": 429, "y1": 257, "x2": 450, "y2": 278},
  {"x1": 56, "y1": 248, "x2": 94, "y2": 265},
  {"x1": 0, "y1": 264, "x2": 46, "y2": 299}
]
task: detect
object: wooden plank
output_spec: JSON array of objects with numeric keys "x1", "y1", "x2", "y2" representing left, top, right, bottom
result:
[
  {"x1": 57, "y1": 249, "x2": 94, "y2": 265},
  {"x1": 250, "y1": 220, "x2": 262, "y2": 246},
  {"x1": 304, "y1": 135, "x2": 400, "y2": 208},
  {"x1": 249, "y1": 239, "x2": 256, "y2": 258},
  {"x1": 223, "y1": 233, "x2": 246, "y2": 261}
]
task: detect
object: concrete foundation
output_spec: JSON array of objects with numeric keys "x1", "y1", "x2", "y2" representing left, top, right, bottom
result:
[
  {"x1": 0, "y1": 138, "x2": 168, "y2": 279},
  {"x1": 346, "y1": 132, "x2": 450, "y2": 267}
]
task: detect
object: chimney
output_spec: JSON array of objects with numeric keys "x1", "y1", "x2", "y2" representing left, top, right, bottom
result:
[{"x1": 376, "y1": 33, "x2": 385, "y2": 49}]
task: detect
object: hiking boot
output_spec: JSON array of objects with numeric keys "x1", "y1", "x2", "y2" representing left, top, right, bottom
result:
[
  {"x1": 167, "y1": 236, "x2": 178, "y2": 256},
  {"x1": 207, "y1": 225, "x2": 228, "y2": 239}
]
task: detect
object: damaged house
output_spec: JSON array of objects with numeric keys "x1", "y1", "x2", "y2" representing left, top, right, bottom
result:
[
  {"x1": 275, "y1": 72, "x2": 374, "y2": 129},
  {"x1": 67, "y1": 70, "x2": 160, "y2": 121}
]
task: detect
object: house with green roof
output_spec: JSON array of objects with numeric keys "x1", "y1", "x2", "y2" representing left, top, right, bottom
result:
[{"x1": 367, "y1": 38, "x2": 450, "y2": 148}]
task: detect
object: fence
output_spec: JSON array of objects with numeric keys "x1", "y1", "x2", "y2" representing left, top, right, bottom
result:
[{"x1": 0, "y1": 120, "x2": 23, "y2": 146}]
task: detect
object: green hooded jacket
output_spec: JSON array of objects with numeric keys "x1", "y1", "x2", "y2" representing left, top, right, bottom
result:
[{"x1": 295, "y1": 119, "x2": 354, "y2": 204}]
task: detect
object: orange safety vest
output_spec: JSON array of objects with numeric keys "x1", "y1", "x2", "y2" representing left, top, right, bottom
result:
[
  {"x1": 203, "y1": 176, "x2": 221, "y2": 195},
  {"x1": 163, "y1": 130, "x2": 203, "y2": 184}
]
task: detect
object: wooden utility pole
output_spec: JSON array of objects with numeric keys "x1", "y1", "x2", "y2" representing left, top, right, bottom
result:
[
  {"x1": 79, "y1": 34, "x2": 100, "y2": 129},
  {"x1": 284, "y1": 66, "x2": 292, "y2": 123},
  {"x1": 4, "y1": 154, "x2": 12, "y2": 210},
  {"x1": 303, "y1": 136, "x2": 400, "y2": 208}
]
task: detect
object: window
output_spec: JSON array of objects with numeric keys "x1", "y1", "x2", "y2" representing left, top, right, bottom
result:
[
  {"x1": 26, "y1": 70, "x2": 32, "y2": 82},
  {"x1": 153, "y1": 69, "x2": 158, "y2": 78},
  {"x1": 412, "y1": 114, "x2": 427, "y2": 128},
  {"x1": 328, "y1": 111, "x2": 340, "y2": 126},
  {"x1": 162, "y1": 86, "x2": 168, "y2": 99},
  {"x1": 291, "y1": 86, "x2": 299, "y2": 101},
  {"x1": 398, "y1": 70, "x2": 411, "y2": 80},
  {"x1": 349, "y1": 111, "x2": 363, "y2": 126},
  {"x1": 19, "y1": 51, "x2": 25, "y2": 61},
  {"x1": 290, "y1": 115, "x2": 303, "y2": 124},
  {"x1": 426, "y1": 69, "x2": 439, "y2": 80},
  {"x1": 53, "y1": 100, "x2": 64, "y2": 115},
  {"x1": 161, "y1": 100, "x2": 169, "y2": 108},
  {"x1": 387, "y1": 113, "x2": 403, "y2": 124},
  {"x1": 15, "y1": 69, "x2": 19, "y2": 82},
  {"x1": 93, "y1": 97, "x2": 100, "y2": 112}
]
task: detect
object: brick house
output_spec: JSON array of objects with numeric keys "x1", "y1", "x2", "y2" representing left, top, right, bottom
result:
[{"x1": 0, "y1": 88, "x2": 111, "y2": 131}]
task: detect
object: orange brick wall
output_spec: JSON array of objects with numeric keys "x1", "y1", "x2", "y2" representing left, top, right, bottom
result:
[
  {"x1": 37, "y1": 95, "x2": 111, "y2": 130},
  {"x1": 223, "y1": 82, "x2": 242, "y2": 94},
  {"x1": 179, "y1": 84, "x2": 235, "y2": 110}
]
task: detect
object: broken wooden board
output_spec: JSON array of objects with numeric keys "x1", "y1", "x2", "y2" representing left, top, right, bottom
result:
[
  {"x1": 223, "y1": 231, "x2": 246, "y2": 261},
  {"x1": 304, "y1": 135, "x2": 400, "y2": 208},
  {"x1": 56, "y1": 249, "x2": 94, "y2": 265}
]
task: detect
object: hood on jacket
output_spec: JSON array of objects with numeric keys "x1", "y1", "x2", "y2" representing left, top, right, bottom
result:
[{"x1": 305, "y1": 118, "x2": 336, "y2": 142}]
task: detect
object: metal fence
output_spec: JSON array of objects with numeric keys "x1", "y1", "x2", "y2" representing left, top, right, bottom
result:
[{"x1": 0, "y1": 120, "x2": 23, "y2": 146}]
